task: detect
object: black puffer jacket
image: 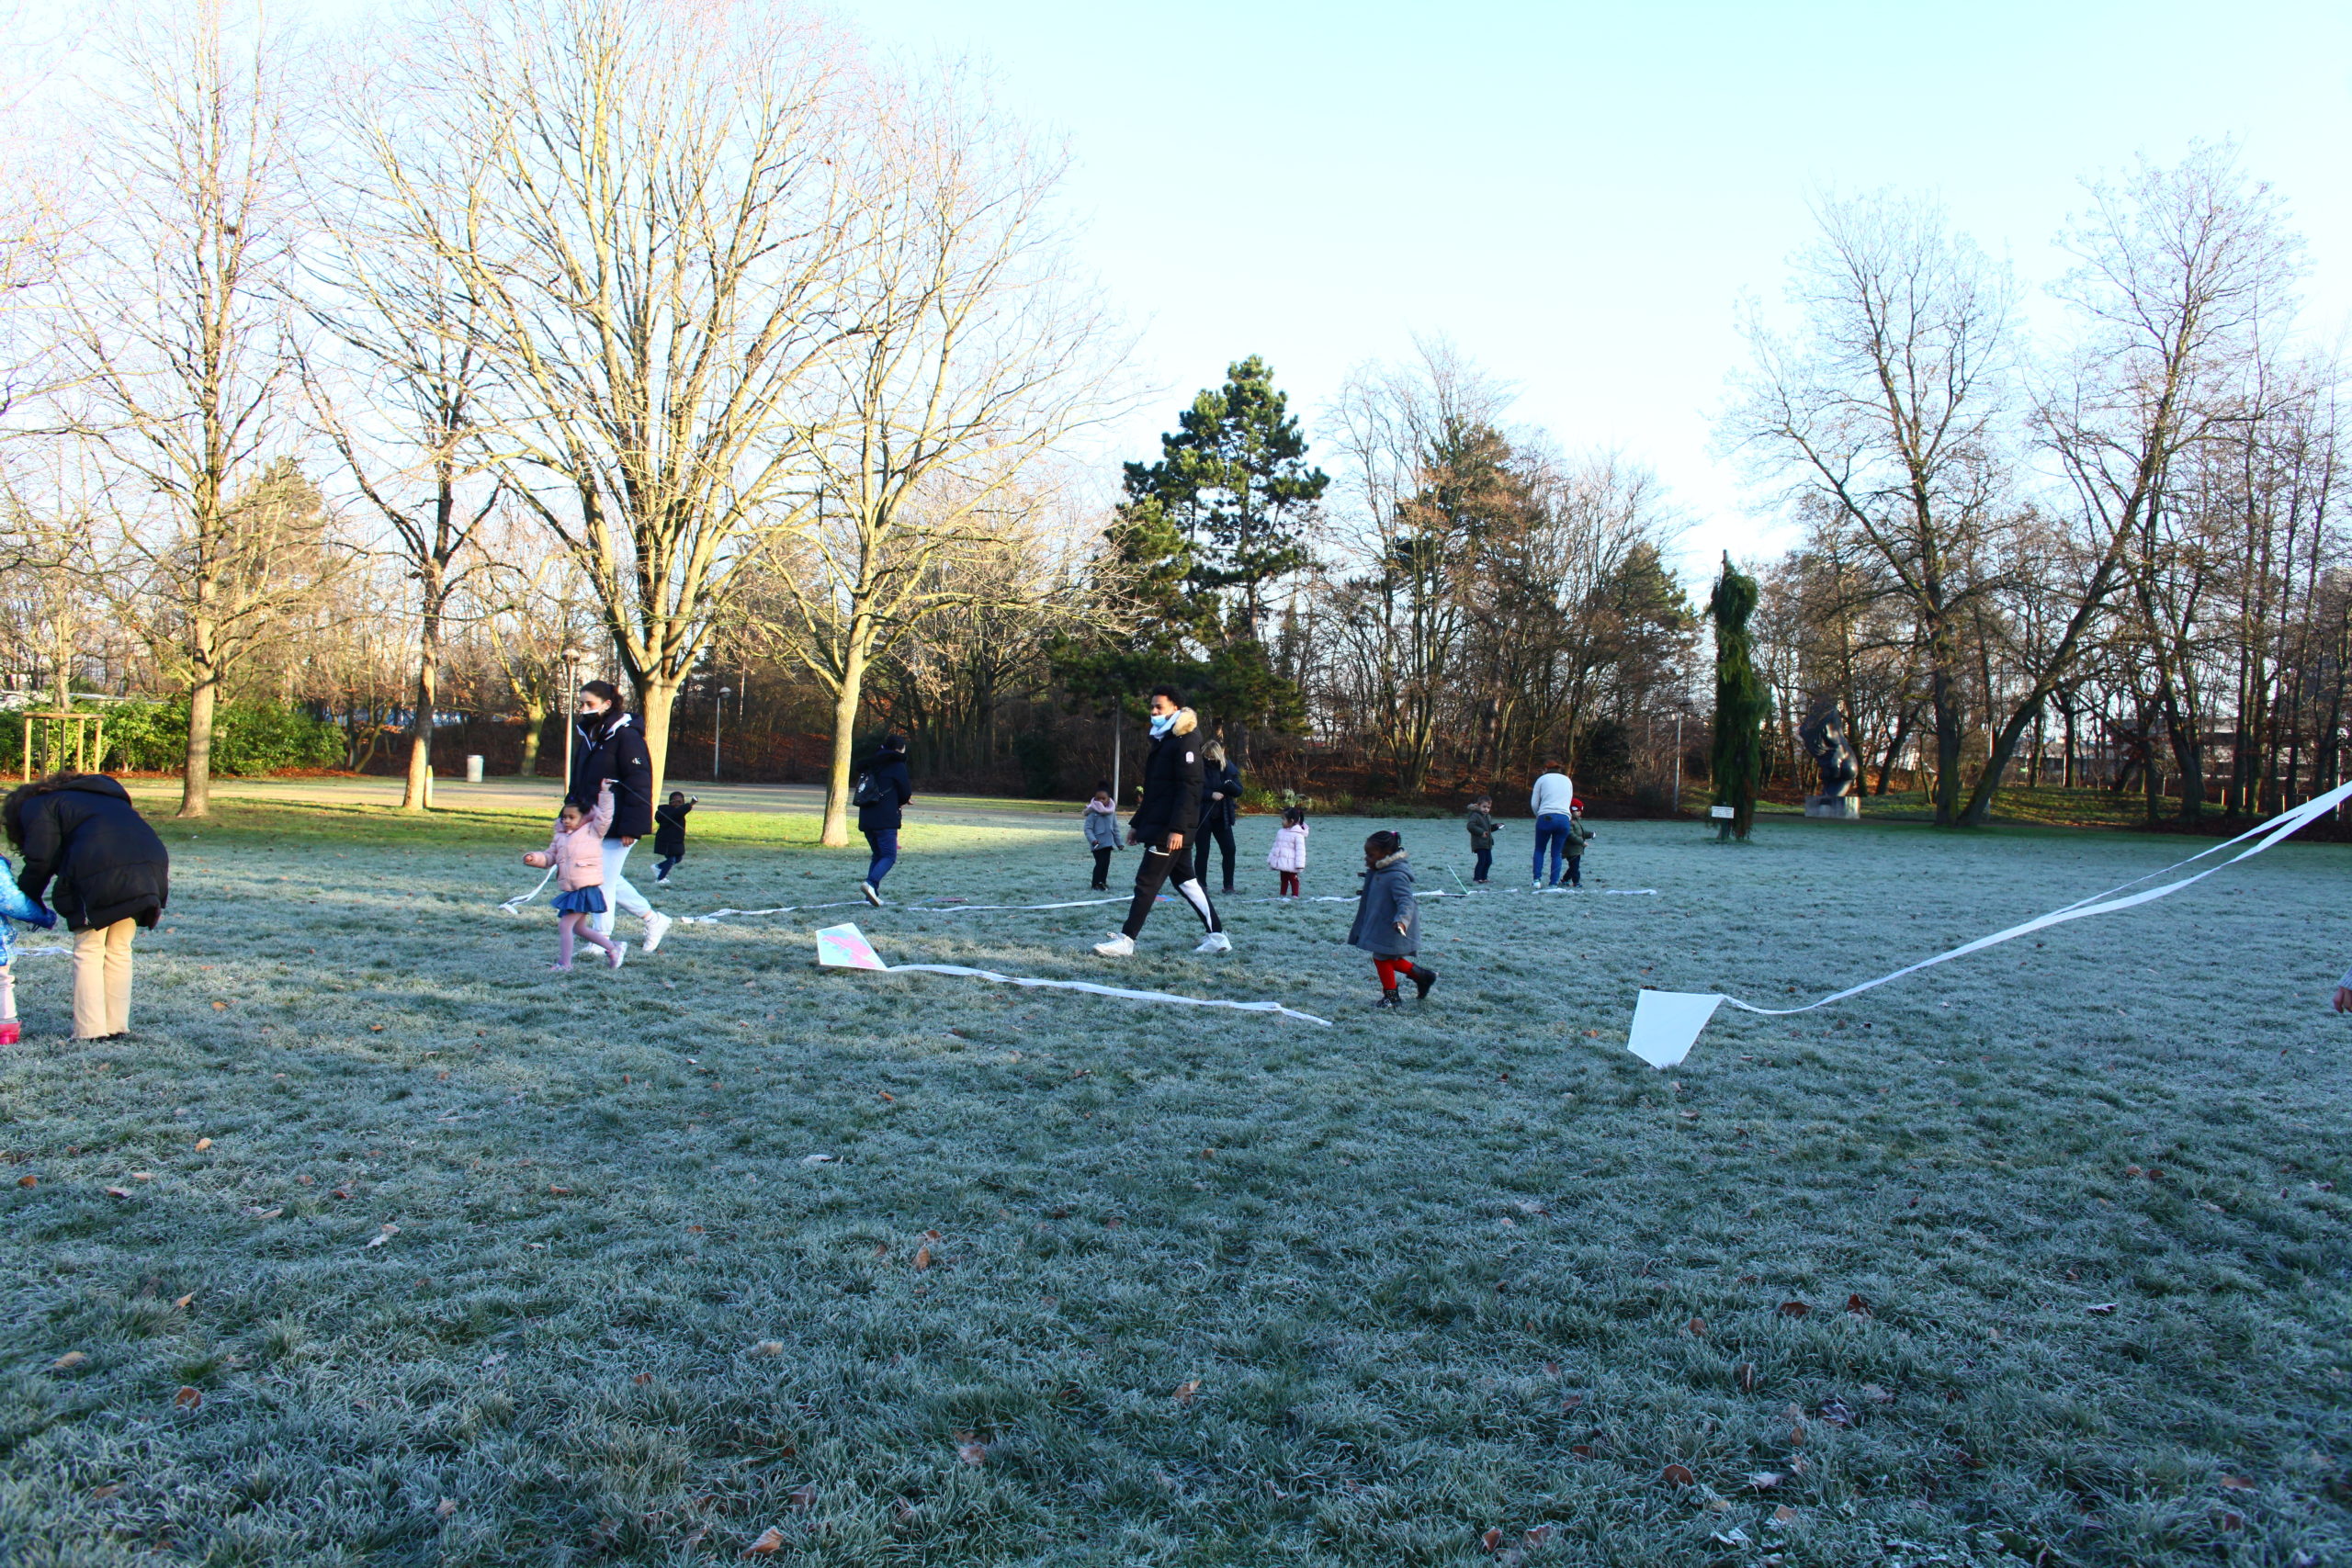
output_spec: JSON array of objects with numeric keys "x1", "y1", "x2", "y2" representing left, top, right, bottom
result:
[
  {"x1": 855, "y1": 751, "x2": 912, "y2": 834},
  {"x1": 1198, "y1": 759, "x2": 1241, "y2": 829},
  {"x1": 568, "y1": 712, "x2": 655, "y2": 840},
  {"x1": 10, "y1": 774, "x2": 170, "y2": 931},
  {"x1": 1128, "y1": 708, "x2": 1204, "y2": 847}
]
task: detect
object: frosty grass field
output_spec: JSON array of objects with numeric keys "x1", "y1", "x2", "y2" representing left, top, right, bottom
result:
[{"x1": 2, "y1": 788, "x2": 2349, "y2": 1568}]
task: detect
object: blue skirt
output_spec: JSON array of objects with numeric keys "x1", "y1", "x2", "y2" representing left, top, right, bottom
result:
[{"x1": 551, "y1": 886, "x2": 608, "y2": 916}]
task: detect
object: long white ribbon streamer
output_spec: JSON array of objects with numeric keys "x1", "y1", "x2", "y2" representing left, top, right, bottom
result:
[
  {"x1": 1625, "y1": 779, "x2": 2352, "y2": 1069},
  {"x1": 813, "y1": 921, "x2": 1330, "y2": 1025},
  {"x1": 498, "y1": 864, "x2": 558, "y2": 915}
]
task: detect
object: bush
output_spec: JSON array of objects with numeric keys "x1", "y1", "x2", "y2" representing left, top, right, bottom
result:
[{"x1": 0, "y1": 698, "x2": 343, "y2": 777}]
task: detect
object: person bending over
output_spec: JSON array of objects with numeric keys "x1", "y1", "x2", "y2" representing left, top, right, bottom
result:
[{"x1": 1094, "y1": 686, "x2": 1230, "y2": 957}]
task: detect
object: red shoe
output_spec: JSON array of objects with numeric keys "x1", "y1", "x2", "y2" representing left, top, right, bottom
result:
[{"x1": 0, "y1": 1020, "x2": 18, "y2": 1046}]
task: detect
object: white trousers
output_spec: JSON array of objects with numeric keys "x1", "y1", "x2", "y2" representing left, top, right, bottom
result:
[{"x1": 594, "y1": 838, "x2": 655, "y2": 936}]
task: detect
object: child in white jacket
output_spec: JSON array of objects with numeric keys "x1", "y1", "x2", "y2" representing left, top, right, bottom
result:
[{"x1": 1267, "y1": 807, "x2": 1309, "y2": 897}]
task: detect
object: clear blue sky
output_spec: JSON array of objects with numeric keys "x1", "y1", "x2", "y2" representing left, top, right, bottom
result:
[{"x1": 847, "y1": 0, "x2": 2352, "y2": 571}]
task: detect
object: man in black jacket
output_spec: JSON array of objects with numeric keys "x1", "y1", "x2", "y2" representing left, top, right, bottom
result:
[
  {"x1": 1094, "y1": 685, "x2": 1230, "y2": 957},
  {"x1": 566, "y1": 681, "x2": 673, "y2": 953},
  {"x1": 854, "y1": 733, "x2": 913, "y2": 906}
]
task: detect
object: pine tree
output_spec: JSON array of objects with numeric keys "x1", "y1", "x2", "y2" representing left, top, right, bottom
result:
[{"x1": 1708, "y1": 554, "x2": 1770, "y2": 840}]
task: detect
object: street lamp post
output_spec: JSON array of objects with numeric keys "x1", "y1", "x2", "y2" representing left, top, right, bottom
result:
[
  {"x1": 1673, "y1": 710, "x2": 1684, "y2": 813},
  {"x1": 560, "y1": 646, "x2": 589, "y2": 785},
  {"x1": 715, "y1": 686, "x2": 731, "y2": 781}
]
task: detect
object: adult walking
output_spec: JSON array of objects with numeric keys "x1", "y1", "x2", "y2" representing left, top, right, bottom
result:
[
  {"x1": 855, "y1": 732, "x2": 913, "y2": 906},
  {"x1": 1530, "y1": 758, "x2": 1576, "y2": 889},
  {"x1": 4, "y1": 772, "x2": 168, "y2": 1041},
  {"x1": 1095, "y1": 685, "x2": 1231, "y2": 957},
  {"x1": 1196, "y1": 738, "x2": 1241, "y2": 894},
  {"x1": 567, "y1": 681, "x2": 672, "y2": 953}
]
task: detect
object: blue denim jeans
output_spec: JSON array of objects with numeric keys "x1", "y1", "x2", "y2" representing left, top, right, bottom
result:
[
  {"x1": 864, "y1": 828, "x2": 899, "y2": 888},
  {"x1": 1532, "y1": 814, "x2": 1569, "y2": 885},
  {"x1": 1473, "y1": 845, "x2": 1493, "y2": 882}
]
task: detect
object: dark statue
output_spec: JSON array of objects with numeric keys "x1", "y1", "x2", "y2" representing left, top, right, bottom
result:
[{"x1": 1799, "y1": 696, "x2": 1860, "y2": 817}]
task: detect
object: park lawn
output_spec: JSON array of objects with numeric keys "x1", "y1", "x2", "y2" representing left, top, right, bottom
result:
[{"x1": 1, "y1": 799, "x2": 2348, "y2": 1567}]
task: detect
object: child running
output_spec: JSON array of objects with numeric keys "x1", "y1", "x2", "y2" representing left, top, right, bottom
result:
[
  {"x1": 1267, "y1": 806, "x2": 1309, "y2": 897},
  {"x1": 0, "y1": 847, "x2": 58, "y2": 1045},
  {"x1": 523, "y1": 782, "x2": 627, "y2": 972},
  {"x1": 1464, "y1": 795, "x2": 1498, "y2": 884},
  {"x1": 1083, "y1": 781, "x2": 1122, "y2": 890},
  {"x1": 651, "y1": 791, "x2": 696, "y2": 884},
  {"x1": 1348, "y1": 829, "x2": 1436, "y2": 1010}
]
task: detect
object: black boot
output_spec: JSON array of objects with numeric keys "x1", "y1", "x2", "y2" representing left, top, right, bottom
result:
[
  {"x1": 1410, "y1": 963, "x2": 1437, "y2": 1000},
  {"x1": 1374, "y1": 989, "x2": 1402, "y2": 1010}
]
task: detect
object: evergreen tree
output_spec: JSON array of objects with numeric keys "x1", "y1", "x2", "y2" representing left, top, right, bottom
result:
[
  {"x1": 1067, "y1": 356, "x2": 1326, "y2": 748},
  {"x1": 1708, "y1": 554, "x2": 1769, "y2": 840}
]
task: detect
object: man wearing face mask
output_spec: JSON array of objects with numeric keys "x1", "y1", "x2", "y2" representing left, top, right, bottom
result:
[
  {"x1": 1093, "y1": 684, "x2": 1231, "y2": 957},
  {"x1": 566, "y1": 680, "x2": 673, "y2": 954}
]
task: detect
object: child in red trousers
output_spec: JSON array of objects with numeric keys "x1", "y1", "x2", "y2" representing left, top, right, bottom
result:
[{"x1": 1346, "y1": 829, "x2": 1435, "y2": 1009}]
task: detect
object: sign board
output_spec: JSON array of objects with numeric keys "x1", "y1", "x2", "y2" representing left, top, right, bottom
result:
[{"x1": 1709, "y1": 805, "x2": 1736, "y2": 819}]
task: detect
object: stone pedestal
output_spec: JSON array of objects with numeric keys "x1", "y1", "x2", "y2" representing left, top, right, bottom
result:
[{"x1": 1804, "y1": 794, "x2": 1860, "y2": 820}]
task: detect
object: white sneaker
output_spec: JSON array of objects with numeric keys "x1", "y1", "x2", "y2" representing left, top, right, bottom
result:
[
  {"x1": 1093, "y1": 933, "x2": 1136, "y2": 957},
  {"x1": 1195, "y1": 931, "x2": 1232, "y2": 954},
  {"x1": 641, "y1": 910, "x2": 673, "y2": 953},
  {"x1": 860, "y1": 881, "x2": 882, "y2": 907},
  {"x1": 607, "y1": 941, "x2": 628, "y2": 970}
]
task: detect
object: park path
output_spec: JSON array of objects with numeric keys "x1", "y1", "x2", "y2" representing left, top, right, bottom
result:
[{"x1": 120, "y1": 775, "x2": 1078, "y2": 833}]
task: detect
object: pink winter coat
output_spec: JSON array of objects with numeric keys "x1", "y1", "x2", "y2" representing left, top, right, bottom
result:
[
  {"x1": 1267, "y1": 821, "x2": 1309, "y2": 872},
  {"x1": 545, "y1": 785, "x2": 613, "y2": 891}
]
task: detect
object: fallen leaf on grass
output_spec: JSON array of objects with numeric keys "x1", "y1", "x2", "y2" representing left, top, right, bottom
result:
[
  {"x1": 2218, "y1": 1509, "x2": 2245, "y2": 1530},
  {"x1": 1661, "y1": 1462, "x2": 1696, "y2": 1487},
  {"x1": 632, "y1": 1372, "x2": 653, "y2": 1385},
  {"x1": 912, "y1": 1245, "x2": 932, "y2": 1270},
  {"x1": 173, "y1": 1386, "x2": 201, "y2": 1409},
  {"x1": 103, "y1": 1186, "x2": 132, "y2": 1199},
  {"x1": 212, "y1": 1001, "x2": 226, "y2": 1011},
  {"x1": 435, "y1": 1498, "x2": 457, "y2": 1517},
  {"x1": 1479, "y1": 1527, "x2": 1505, "y2": 1552},
  {"x1": 1861, "y1": 1382, "x2": 1893, "y2": 1404},
  {"x1": 1772, "y1": 1504, "x2": 1797, "y2": 1525},
  {"x1": 90, "y1": 1484, "x2": 121, "y2": 1500},
  {"x1": 16, "y1": 1175, "x2": 33, "y2": 1188},
  {"x1": 1777, "y1": 1300, "x2": 1809, "y2": 1317},
  {"x1": 252, "y1": 1208, "x2": 282, "y2": 1221},
  {"x1": 173, "y1": 1293, "x2": 194, "y2": 1309},
  {"x1": 749, "y1": 1341, "x2": 785, "y2": 1358},
  {"x1": 876, "y1": 1090, "x2": 895, "y2": 1102},
  {"x1": 548, "y1": 1186, "x2": 573, "y2": 1196},
  {"x1": 800, "y1": 1154, "x2": 833, "y2": 1166},
  {"x1": 1846, "y1": 1292, "x2": 1871, "y2": 1316},
  {"x1": 743, "y1": 1525, "x2": 786, "y2": 1555},
  {"x1": 954, "y1": 1432, "x2": 987, "y2": 1465},
  {"x1": 1737, "y1": 1362, "x2": 1757, "y2": 1393},
  {"x1": 789, "y1": 1485, "x2": 816, "y2": 1509},
  {"x1": 2086, "y1": 1303, "x2": 2118, "y2": 1315},
  {"x1": 1815, "y1": 1396, "x2": 1855, "y2": 1427},
  {"x1": 1560, "y1": 1392, "x2": 1583, "y2": 1411},
  {"x1": 364, "y1": 1224, "x2": 399, "y2": 1248},
  {"x1": 2219, "y1": 1474, "x2": 2256, "y2": 1491},
  {"x1": 51, "y1": 1351, "x2": 86, "y2": 1370},
  {"x1": 194, "y1": 1138, "x2": 211, "y2": 1152},
  {"x1": 1747, "y1": 1472, "x2": 1782, "y2": 1490},
  {"x1": 1523, "y1": 1525, "x2": 1552, "y2": 1546},
  {"x1": 1171, "y1": 1379, "x2": 1200, "y2": 1404},
  {"x1": 1686, "y1": 1316, "x2": 1705, "y2": 1337}
]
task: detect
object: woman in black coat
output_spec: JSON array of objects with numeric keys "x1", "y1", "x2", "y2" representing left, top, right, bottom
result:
[
  {"x1": 4, "y1": 773, "x2": 169, "y2": 1040},
  {"x1": 1195, "y1": 739, "x2": 1241, "y2": 894},
  {"x1": 565, "y1": 681, "x2": 672, "y2": 953},
  {"x1": 854, "y1": 733, "x2": 913, "y2": 906}
]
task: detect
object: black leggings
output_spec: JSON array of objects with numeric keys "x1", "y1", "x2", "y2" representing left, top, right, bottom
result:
[
  {"x1": 1091, "y1": 847, "x2": 1114, "y2": 887},
  {"x1": 1122, "y1": 840, "x2": 1222, "y2": 938},
  {"x1": 1198, "y1": 818, "x2": 1237, "y2": 888}
]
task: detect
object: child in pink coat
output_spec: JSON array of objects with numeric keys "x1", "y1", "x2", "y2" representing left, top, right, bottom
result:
[
  {"x1": 523, "y1": 782, "x2": 627, "y2": 971},
  {"x1": 1267, "y1": 807, "x2": 1308, "y2": 897}
]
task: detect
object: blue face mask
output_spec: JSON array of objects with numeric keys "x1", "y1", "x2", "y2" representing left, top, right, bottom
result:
[{"x1": 1149, "y1": 711, "x2": 1176, "y2": 738}]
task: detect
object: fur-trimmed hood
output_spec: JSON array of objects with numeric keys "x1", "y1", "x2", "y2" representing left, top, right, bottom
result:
[
  {"x1": 1372, "y1": 850, "x2": 1408, "y2": 871},
  {"x1": 1167, "y1": 706, "x2": 1198, "y2": 737}
]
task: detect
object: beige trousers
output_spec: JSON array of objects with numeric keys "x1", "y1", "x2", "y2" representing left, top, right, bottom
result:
[{"x1": 73, "y1": 919, "x2": 135, "y2": 1039}]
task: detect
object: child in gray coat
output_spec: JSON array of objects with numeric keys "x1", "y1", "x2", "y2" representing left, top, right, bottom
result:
[
  {"x1": 1346, "y1": 829, "x2": 1437, "y2": 1009},
  {"x1": 1082, "y1": 780, "x2": 1124, "y2": 890}
]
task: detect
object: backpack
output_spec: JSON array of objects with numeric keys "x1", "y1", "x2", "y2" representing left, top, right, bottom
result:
[{"x1": 851, "y1": 769, "x2": 888, "y2": 807}]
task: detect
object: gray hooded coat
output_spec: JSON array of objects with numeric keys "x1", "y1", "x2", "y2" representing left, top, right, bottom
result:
[{"x1": 1345, "y1": 851, "x2": 1419, "y2": 957}]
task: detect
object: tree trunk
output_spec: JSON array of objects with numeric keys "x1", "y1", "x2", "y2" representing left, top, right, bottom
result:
[
  {"x1": 401, "y1": 574, "x2": 446, "y2": 813},
  {"x1": 636, "y1": 675, "x2": 678, "y2": 807},
  {"x1": 820, "y1": 637, "x2": 869, "y2": 848},
  {"x1": 519, "y1": 694, "x2": 546, "y2": 777},
  {"x1": 1929, "y1": 668, "x2": 1964, "y2": 825},
  {"x1": 179, "y1": 664, "x2": 219, "y2": 818}
]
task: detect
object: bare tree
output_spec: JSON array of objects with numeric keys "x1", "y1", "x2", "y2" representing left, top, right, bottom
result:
[
  {"x1": 754, "y1": 72, "x2": 1102, "y2": 844},
  {"x1": 356, "y1": 0, "x2": 855, "y2": 792},
  {"x1": 57, "y1": 0, "x2": 322, "y2": 816},
  {"x1": 1729, "y1": 191, "x2": 2017, "y2": 826}
]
